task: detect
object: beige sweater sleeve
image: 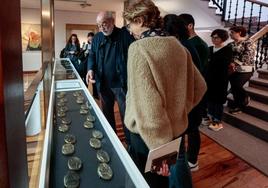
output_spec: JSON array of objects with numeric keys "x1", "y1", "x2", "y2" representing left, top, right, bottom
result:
[{"x1": 125, "y1": 43, "x2": 173, "y2": 150}]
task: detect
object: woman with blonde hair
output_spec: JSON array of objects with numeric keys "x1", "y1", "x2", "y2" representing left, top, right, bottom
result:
[{"x1": 123, "y1": 0, "x2": 207, "y2": 187}]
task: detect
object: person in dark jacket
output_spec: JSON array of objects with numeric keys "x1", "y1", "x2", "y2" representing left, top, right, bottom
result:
[
  {"x1": 86, "y1": 11, "x2": 134, "y2": 146},
  {"x1": 163, "y1": 14, "x2": 204, "y2": 172},
  {"x1": 207, "y1": 29, "x2": 233, "y2": 131},
  {"x1": 64, "y1": 33, "x2": 81, "y2": 63}
]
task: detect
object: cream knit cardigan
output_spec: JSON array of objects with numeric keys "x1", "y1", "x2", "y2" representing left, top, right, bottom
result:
[{"x1": 124, "y1": 36, "x2": 207, "y2": 150}]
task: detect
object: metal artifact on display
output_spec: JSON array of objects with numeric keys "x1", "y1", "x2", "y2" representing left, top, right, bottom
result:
[
  {"x1": 57, "y1": 111, "x2": 66, "y2": 117},
  {"x1": 79, "y1": 109, "x2": 88, "y2": 115},
  {"x1": 58, "y1": 124, "x2": 69, "y2": 133},
  {"x1": 62, "y1": 143, "x2": 75, "y2": 155},
  {"x1": 83, "y1": 120, "x2": 94, "y2": 129},
  {"x1": 58, "y1": 106, "x2": 68, "y2": 112},
  {"x1": 92, "y1": 130, "x2": 103, "y2": 139},
  {"x1": 86, "y1": 115, "x2": 95, "y2": 122},
  {"x1": 61, "y1": 117, "x2": 72, "y2": 124},
  {"x1": 64, "y1": 171, "x2": 80, "y2": 188},
  {"x1": 68, "y1": 157, "x2": 82, "y2": 171},
  {"x1": 89, "y1": 138, "x2": 101, "y2": 149},
  {"x1": 64, "y1": 134, "x2": 76, "y2": 144},
  {"x1": 97, "y1": 163, "x2": 113, "y2": 180},
  {"x1": 96, "y1": 150, "x2": 110, "y2": 163}
]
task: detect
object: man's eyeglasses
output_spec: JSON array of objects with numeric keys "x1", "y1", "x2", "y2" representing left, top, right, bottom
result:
[{"x1": 97, "y1": 21, "x2": 108, "y2": 29}]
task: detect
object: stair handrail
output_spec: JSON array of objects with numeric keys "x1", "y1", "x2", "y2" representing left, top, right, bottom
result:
[
  {"x1": 250, "y1": 24, "x2": 268, "y2": 42},
  {"x1": 246, "y1": 0, "x2": 268, "y2": 7},
  {"x1": 210, "y1": 0, "x2": 224, "y2": 11}
]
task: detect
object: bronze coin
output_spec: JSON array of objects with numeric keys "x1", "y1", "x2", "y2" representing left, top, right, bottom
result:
[
  {"x1": 86, "y1": 115, "x2": 95, "y2": 122},
  {"x1": 96, "y1": 150, "x2": 110, "y2": 163},
  {"x1": 57, "y1": 111, "x2": 66, "y2": 117},
  {"x1": 57, "y1": 94, "x2": 64, "y2": 99},
  {"x1": 68, "y1": 156, "x2": 82, "y2": 171},
  {"x1": 64, "y1": 171, "x2": 80, "y2": 188},
  {"x1": 76, "y1": 99, "x2": 84, "y2": 104},
  {"x1": 92, "y1": 130, "x2": 103, "y2": 139},
  {"x1": 58, "y1": 124, "x2": 69, "y2": 133},
  {"x1": 64, "y1": 134, "x2": 76, "y2": 144},
  {"x1": 57, "y1": 92, "x2": 66, "y2": 98},
  {"x1": 84, "y1": 121, "x2": 94, "y2": 129},
  {"x1": 73, "y1": 91, "x2": 82, "y2": 97},
  {"x1": 61, "y1": 117, "x2": 71, "y2": 124},
  {"x1": 58, "y1": 106, "x2": 68, "y2": 112},
  {"x1": 62, "y1": 143, "x2": 74, "y2": 155},
  {"x1": 97, "y1": 163, "x2": 113, "y2": 180},
  {"x1": 80, "y1": 104, "x2": 89, "y2": 110},
  {"x1": 80, "y1": 109, "x2": 88, "y2": 115},
  {"x1": 57, "y1": 101, "x2": 65, "y2": 107},
  {"x1": 59, "y1": 98, "x2": 67, "y2": 103},
  {"x1": 76, "y1": 96, "x2": 84, "y2": 101},
  {"x1": 89, "y1": 138, "x2": 101, "y2": 149}
]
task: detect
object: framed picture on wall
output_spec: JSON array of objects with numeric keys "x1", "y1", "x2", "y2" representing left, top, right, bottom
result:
[{"x1": 21, "y1": 23, "x2": 42, "y2": 51}]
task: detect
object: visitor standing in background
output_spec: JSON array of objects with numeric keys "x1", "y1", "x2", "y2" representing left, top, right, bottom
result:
[
  {"x1": 206, "y1": 29, "x2": 233, "y2": 131},
  {"x1": 178, "y1": 13, "x2": 209, "y2": 172},
  {"x1": 228, "y1": 26, "x2": 256, "y2": 114}
]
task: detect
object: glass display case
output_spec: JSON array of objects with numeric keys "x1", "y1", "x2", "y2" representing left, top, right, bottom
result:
[{"x1": 39, "y1": 58, "x2": 149, "y2": 188}]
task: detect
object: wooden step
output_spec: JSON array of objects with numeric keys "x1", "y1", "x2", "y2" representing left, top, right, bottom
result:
[
  {"x1": 249, "y1": 77, "x2": 268, "y2": 91},
  {"x1": 227, "y1": 95, "x2": 268, "y2": 122},
  {"x1": 223, "y1": 108, "x2": 268, "y2": 142},
  {"x1": 258, "y1": 69, "x2": 268, "y2": 80},
  {"x1": 245, "y1": 86, "x2": 268, "y2": 104},
  {"x1": 200, "y1": 122, "x2": 268, "y2": 176}
]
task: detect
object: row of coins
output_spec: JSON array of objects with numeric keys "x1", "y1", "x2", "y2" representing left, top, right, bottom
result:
[
  {"x1": 57, "y1": 91, "x2": 82, "y2": 188},
  {"x1": 85, "y1": 115, "x2": 113, "y2": 181}
]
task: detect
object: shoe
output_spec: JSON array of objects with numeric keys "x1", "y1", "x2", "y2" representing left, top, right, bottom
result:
[
  {"x1": 201, "y1": 117, "x2": 211, "y2": 126},
  {"x1": 188, "y1": 161, "x2": 199, "y2": 172},
  {"x1": 208, "y1": 123, "x2": 223, "y2": 131},
  {"x1": 229, "y1": 107, "x2": 242, "y2": 115}
]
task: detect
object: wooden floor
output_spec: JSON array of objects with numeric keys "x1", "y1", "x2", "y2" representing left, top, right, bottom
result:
[
  {"x1": 192, "y1": 134, "x2": 268, "y2": 188},
  {"x1": 113, "y1": 103, "x2": 268, "y2": 188}
]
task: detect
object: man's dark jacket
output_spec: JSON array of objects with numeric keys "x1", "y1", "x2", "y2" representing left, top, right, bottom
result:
[{"x1": 87, "y1": 27, "x2": 134, "y2": 92}]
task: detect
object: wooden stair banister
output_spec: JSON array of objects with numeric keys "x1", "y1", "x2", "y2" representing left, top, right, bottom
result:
[
  {"x1": 250, "y1": 24, "x2": 268, "y2": 42},
  {"x1": 246, "y1": 0, "x2": 268, "y2": 7}
]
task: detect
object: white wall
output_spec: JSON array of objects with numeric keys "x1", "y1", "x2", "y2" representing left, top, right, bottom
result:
[
  {"x1": 21, "y1": 7, "x2": 125, "y2": 65},
  {"x1": 55, "y1": 8, "x2": 124, "y2": 58},
  {"x1": 154, "y1": 0, "x2": 222, "y2": 29}
]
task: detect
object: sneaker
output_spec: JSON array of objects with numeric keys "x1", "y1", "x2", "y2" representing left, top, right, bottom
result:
[
  {"x1": 229, "y1": 107, "x2": 242, "y2": 115},
  {"x1": 201, "y1": 117, "x2": 211, "y2": 126},
  {"x1": 188, "y1": 161, "x2": 199, "y2": 172},
  {"x1": 208, "y1": 123, "x2": 223, "y2": 131}
]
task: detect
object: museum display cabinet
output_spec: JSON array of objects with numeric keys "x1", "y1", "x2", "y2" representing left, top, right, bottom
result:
[{"x1": 38, "y1": 58, "x2": 149, "y2": 188}]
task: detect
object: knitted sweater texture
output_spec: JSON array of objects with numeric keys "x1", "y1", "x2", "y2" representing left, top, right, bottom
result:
[{"x1": 124, "y1": 36, "x2": 207, "y2": 149}]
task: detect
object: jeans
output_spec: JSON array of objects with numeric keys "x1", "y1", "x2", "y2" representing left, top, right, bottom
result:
[
  {"x1": 229, "y1": 72, "x2": 252, "y2": 108},
  {"x1": 99, "y1": 86, "x2": 130, "y2": 145},
  {"x1": 207, "y1": 101, "x2": 223, "y2": 122},
  {"x1": 169, "y1": 136, "x2": 193, "y2": 188}
]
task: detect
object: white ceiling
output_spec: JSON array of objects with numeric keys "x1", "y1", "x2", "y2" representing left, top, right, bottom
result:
[{"x1": 20, "y1": 0, "x2": 125, "y2": 12}]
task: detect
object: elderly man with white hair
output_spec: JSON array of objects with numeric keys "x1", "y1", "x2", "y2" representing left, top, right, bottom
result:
[{"x1": 86, "y1": 11, "x2": 134, "y2": 147}]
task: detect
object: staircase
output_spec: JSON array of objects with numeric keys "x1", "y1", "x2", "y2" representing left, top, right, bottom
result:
[
  {"x1": 199, "y1": 0, "x2": 268, "y2": 175},
  {"x1": 223, "y1": 69, "x2": 268, "y2": 143}
]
